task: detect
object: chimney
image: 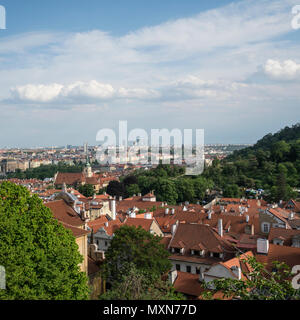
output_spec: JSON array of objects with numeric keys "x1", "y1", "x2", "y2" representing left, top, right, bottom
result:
[
  {"x1": 171, "y1": 208, "x2": 175, "y2": 215},
  {"x1": 183, "y1": 206, "x2": 187, "y2": 212},
  {"x1": 171, "y1": 223, "x2": 177, "y2": 235},
  {"x1": 105, "y1": 222, "x2": 109, "y2": 227},
  {"x1": 111, "y1": 199, "x2": 116, "y2": 220},
  {"x1": 245, "y1": 215, "x2": 249, "y2": 223},
  {"x1": 144, "y1": 212, "x2": 152, "y2": 219},
  {"x1": 257, "y1": 238, "x2": 269, "y2": 254},
  {"x1": 218, "y1": 219, "x2": 223, "y2": 237},
  {"x1": 93, "y1": 193, "x2": 96, "y2": 200},
  {"x1": 231, "y1": 266, "x2": 242, "y2": 280},
  {"x1": 289, "y1": 212, "x2": 295, "y2": 221},
  {"x1": 208, "y1": 211, "x2": 212, "y2": 220},
  {"x1": 199, "y1": 267, "x2": 205, "y2": 282},
  {"x1": 257, "y1": 200, "x2": 261, "y2": 207},
  {"x1": 165, "y1": 208, "x2": 169, "y2": 215},
  {"x1": 119, "y1": 196, "x2": 122, "y2": 201},
  {"x1": 138, "y1": 193, "x2": 141, "y2": 197},
  {"x1": 129, "y1": 211, "x2": 136, "y2": 218},
  {"x1": 168, "y1": 269, "x2": 178, "y2": 285},
  {"x1": 250, "y1": 224, "x2": 254, "y2": 235}
]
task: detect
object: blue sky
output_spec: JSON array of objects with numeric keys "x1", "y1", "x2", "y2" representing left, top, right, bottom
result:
[
  {"x1": 0, "y1": 0, "x2": 300, "y2": 148},
  {"x1": 1, "y1": 0, "x2": 233, "y2": 36}
]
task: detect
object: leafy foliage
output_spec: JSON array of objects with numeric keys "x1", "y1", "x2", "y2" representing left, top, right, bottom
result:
[
  {"x1": 0, "y1": 182, "x2": 89, "y2": 300},
  {"x1": 102, "y1": 225, "x2": 171, "y2": 286},
  {"x1": 78, "y1": 184, "x2": 95, "y2": 197},
  {"x1": 202, "y1": 255, "x2": 300, "y2": 300},
  {"x1": 100, "y1": 263, "x2": 184, "y2": 300},
  {"x1": 203, "y1": 123, "x2": 300, "y2": 200},
  {"x1": 2, "y1": 162, "x2": 84, "y2": 180},
  {"x1": 110, "y1": 164, "x2": 213, "y2": 204}
]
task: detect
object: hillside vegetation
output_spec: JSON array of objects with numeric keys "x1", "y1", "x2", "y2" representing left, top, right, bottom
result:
[{"x1": 203, "y1": 123, "x2": 300, "y2": 201}]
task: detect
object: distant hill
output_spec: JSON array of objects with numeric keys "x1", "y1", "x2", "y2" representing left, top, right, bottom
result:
[
  {"x1": 227, "y1": 123, "x2": 300, "y2": 161},
  {"x1": 203, "y1": 123, "x2": 300, "y2": 201}
]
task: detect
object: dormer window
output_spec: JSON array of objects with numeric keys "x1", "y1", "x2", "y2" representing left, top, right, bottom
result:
[
  {"x1": 171, "y1": 247, "x2": 181, "y2": 254},
  {"x1": 273, "y1": 238, "x2": 284, "y2": 246}
]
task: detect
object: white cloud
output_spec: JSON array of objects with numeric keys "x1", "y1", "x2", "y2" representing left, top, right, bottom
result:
[
  {"x1": 10, "y1": 80, "x2": 158, "y2": 103},
  {"x1": 11, "y1": 83, "x2": 63, "y2": 102},
  {"x1": 264, "y1": 59, "x2": 300, "y2": 80},
  {"x1": 61, "y1": 81, "x2": 115, "y2": 99}
]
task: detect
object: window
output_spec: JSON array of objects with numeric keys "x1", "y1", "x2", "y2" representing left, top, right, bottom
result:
[
  {"x1": 196, "y1": 267, "x2": 200, "y2": 275},
  {"x1": 105, "y1": 241, "x2": 108, "y2": 246},
  {"x1": 176, "y1": 264, "x2": 181, "y2": 271},
  {"x1": 186, "y1": 266, "x2": 191, "y2": 273},
  {"x1": 263, "y1": 223, "x2": 270, "y2": 233},
  {"x1": 212, "y1": 252, "x2": 220, "y2": 258}
]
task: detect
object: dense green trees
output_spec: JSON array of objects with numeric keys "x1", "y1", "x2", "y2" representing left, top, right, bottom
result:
[
  {"x1": 100, "y1": 263, "x2": 184, "y2": 300},
  {"x1": 202, "y1": 124, "x2": 300, "y2": 200},
  {"x1": 78, "y1": 184, "x2": 94, "y2": 197},
  {"x1": 3, "y1": 162, "x2": 84, "y2": 180},
  {"x1": 0, "y1": 182, "x2": 89, "y2": 300},
  {"x1": 102, "y1": 225, "x2": 171, "y2": 284},
  {"x1": 106, "y1": 180, "x2": 126, "y2": 198},
  {"x1": 106, "y1": 164, "x2": 214, "y2": 204},
  {"x1": 100, "y1": 225, "x2": 182, "y2": 300}
]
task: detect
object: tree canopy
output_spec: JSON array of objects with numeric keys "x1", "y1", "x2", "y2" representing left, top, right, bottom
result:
[
  {"x1": 100, "y1": 263, "x2": 184, "y2": 300},
  {"x1": 0, "y1": 181, "x2": 89, "y2": 300},
  {"x1": 202, "y1": 123, "x2": 300, "y2": 201},
  {"x1": 102, "y1": 225, "x2": 171, "y2": 285},
  {"x1": 78, "y1": 184, "x2": 95, "y2": 197}
]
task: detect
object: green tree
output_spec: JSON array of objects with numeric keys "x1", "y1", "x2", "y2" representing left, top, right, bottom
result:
[
  {"x1": 175, "y1": 178, "x2": 195, "y2": 203},
  {"x1": 126, "y1": 184, "x2": 140, "y2": 197},
  {"x1": 154, "y1": 178, "x2": 178, "y2": 204},
  {"x1": 103, "y1": 225, "x2": 171, "y2": 285},
  {"x1": 271, "y1": 140, "x2": 290, "y2": 162},
  {"x1": 106, "y1": 180, "x2": 126, "y2": 198},
  {"x1": 78, "y1": 184, "x2": 94, "y2": 197},
  {"x1": 100, "y1": 263, "x2": 184, "y2": 300},
  {"x1": 223, "y1": 184, "x2": 240, "y2": 198},
  {"x1": 0, "y1": 182, "x2": 89, "y2": 300},
  {"x1": 202, "y1": 256, "x2": 300, "y2": 300}
]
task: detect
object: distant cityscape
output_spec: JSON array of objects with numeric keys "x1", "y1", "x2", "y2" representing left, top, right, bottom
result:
[{"x1": 0, "y1": 143, "x2": 251, "y2": 175}]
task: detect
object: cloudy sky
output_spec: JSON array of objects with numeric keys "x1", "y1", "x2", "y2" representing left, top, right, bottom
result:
[{"x1": 0, "y1": 0, "x2": 300, "y2": 148}]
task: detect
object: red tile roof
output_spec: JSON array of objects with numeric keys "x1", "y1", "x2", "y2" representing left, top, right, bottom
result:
[
  {"x1": 45, "y1": 200, "x2": 84, "y2": 227},
  {"x1": 256, "y1": 244, "x2": 300, "y2": 271},
  {"x1": 55, "y1": 172, "x2": 85, "y2": 185}
]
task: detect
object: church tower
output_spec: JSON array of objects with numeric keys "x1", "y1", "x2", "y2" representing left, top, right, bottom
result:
[{"x1": 84, "y1": 162, "x2": 93, "y2": 178}]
